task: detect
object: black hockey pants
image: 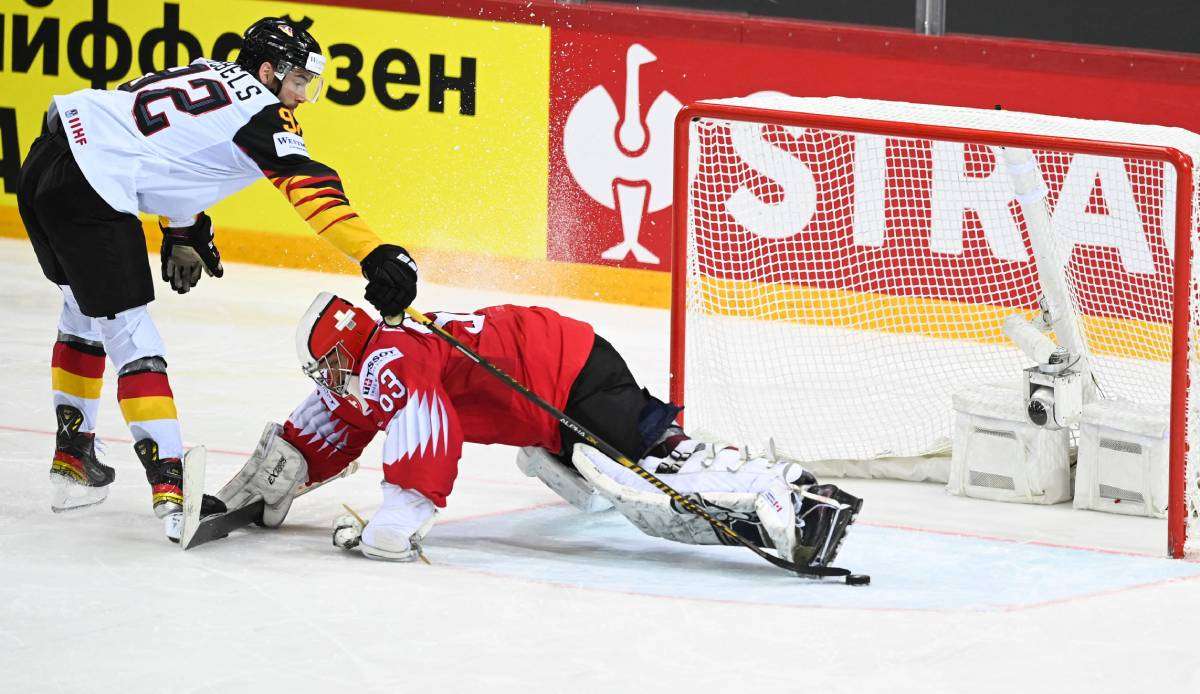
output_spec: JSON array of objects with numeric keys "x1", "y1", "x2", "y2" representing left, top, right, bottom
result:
[{"x1": 557, "y1": 334, "x2": 680, "y2": 466}]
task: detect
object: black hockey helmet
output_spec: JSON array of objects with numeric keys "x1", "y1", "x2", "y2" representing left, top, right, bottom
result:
[{"x1": 237, "y1": 17, "x2": 325, "y2": 99}]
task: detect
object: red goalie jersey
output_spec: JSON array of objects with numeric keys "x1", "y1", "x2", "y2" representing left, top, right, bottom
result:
[{"x1": 282, "y1": 305, "x2": 596, "y2": 506}]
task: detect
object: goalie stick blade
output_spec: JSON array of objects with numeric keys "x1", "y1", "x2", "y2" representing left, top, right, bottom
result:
[
  {"x1": 179, "y1": 446, "x2": 207, "y2": 548},
  {"x1": 182, "y1": 499, "x2": 265, "y2": 550},
  {"x1": 182, "y1": 461, "x2": 361, "y2": 550}
]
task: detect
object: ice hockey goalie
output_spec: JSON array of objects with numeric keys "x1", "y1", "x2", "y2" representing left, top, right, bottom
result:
[{"x1": 215, "y1": 293, "x2": 863, "y2": 569}]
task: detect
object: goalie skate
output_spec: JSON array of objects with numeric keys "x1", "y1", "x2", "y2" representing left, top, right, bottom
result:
[{"x1": 795, "y1": 485, "x2": 863, "y2": 569}]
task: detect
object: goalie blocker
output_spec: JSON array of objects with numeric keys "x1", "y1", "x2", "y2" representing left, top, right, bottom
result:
[{"x1": 211, "y1": 293, "x2": 864, "y2": 573}]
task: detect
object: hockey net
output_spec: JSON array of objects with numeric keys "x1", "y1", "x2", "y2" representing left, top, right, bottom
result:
[{"x1": 669, "y1": 96, "x2": 1200, "y2": 557}]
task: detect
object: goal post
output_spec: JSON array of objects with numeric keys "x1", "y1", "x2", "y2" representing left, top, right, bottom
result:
[{"x1": 669, "y1": 96, "x2": 1198, "y2": 557}]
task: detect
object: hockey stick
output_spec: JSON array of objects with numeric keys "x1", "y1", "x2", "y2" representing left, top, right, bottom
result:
[{"x1": 389, "y1": 308, "x2": 868, "y2": 584}]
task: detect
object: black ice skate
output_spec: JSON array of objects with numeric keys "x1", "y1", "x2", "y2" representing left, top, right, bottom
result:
[
  {"x1": 135, "y1": 438, "x2": 186, "y2": 518},
  {"x1": 49, "y1": 404, "x2": 116, "y2": 513},
  {"x1": 794, "y1": 484, "x2": 863, "y2": 569},
  {"x1": 135, "y1": 438, "x2": 225, "y2": 541}
]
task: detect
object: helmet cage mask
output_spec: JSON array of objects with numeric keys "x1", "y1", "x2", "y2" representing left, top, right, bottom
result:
[{"x1": 301, "y1": 340, "x2": 357, "y2": 396}]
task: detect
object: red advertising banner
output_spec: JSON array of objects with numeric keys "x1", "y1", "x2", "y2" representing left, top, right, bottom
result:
[
  {"x1": 547, "y1": 25, "x2": 1200, "y2": 276},
  {"x1": 549, "y1": 30, "x2": 734, "y2": 272}
]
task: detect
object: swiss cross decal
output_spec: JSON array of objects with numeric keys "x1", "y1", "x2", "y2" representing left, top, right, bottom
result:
[{"x1": 334, "y1": 309, "x2": 356, "y2": 331}]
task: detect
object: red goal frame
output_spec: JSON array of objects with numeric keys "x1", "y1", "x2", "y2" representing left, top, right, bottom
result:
[{"x1": 668, "y1": 101, "x2": 1196, "y2": 557}]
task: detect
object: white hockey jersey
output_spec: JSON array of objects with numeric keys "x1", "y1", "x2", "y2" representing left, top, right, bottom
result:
[{"x1": 49, "y1": 58, "x2": 382, "y2": 262}]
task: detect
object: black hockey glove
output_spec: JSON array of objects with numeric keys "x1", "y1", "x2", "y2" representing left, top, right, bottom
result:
[
  {"x1": 160, "y1": 213, "x2": 223, "y2": 294},
  {"x1": 361, "y1": 244, "x2": 419, "y2": 317}
]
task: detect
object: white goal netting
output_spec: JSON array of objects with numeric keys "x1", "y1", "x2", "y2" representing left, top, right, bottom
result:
[{"x1": 674, "y1": 96, "x2": 1200, "y2": 555}]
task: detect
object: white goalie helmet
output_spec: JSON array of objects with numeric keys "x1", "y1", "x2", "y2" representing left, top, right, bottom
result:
[{"x1": 296, "y1": 292, "x2": 378, "y2": 401}]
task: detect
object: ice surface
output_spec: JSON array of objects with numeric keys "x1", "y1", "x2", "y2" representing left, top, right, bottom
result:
[
  {"x1": 434, "y1": 506, "x2": 1200, "y2": 610},
  {"x1": 2, "y1": 239, "x2": 1199, "y2": 693}
]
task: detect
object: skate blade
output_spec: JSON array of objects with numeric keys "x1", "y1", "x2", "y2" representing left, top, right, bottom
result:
[{"x1": 49, "y1": 475, "x2": 109, "y2": 513}]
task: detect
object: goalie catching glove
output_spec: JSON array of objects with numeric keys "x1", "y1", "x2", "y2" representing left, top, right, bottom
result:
[{"x1": 217, "y1": 422, "x2": 308, "y2": 527}]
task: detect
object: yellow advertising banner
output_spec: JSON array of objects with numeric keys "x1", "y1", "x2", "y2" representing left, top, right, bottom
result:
[{"x1": 0, "y1": 0, "x2": 550, "y2": 271}]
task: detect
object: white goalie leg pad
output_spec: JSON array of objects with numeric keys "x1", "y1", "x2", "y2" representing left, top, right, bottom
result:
[
  {"x1": 515, "y1": 447, "x2": 613, "y2": 513},
  {"x1": 573, "y1": 444, "x2": 765, "y2": 546},
  {"x1": 216, "y1": 422, "x2": 308, "y2": 527},
  {"x1": 588, "y1": 443, "x2": 810, "y2": 495}
]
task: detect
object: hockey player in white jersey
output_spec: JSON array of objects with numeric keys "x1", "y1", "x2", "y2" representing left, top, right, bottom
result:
[{"x1": 17, "y1": 17, "x2": 419, "y2": 537}]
